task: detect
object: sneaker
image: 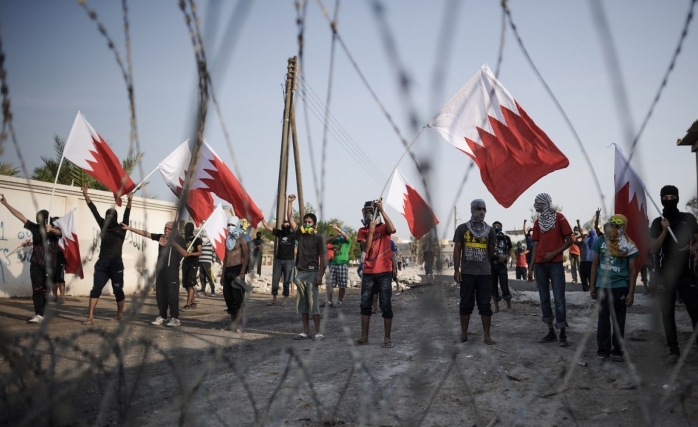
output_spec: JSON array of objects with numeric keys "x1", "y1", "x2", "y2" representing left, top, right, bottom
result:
[
  {"x1": 596, "y1": 355, "x2": 610, "y2": 363},
  {"x1": 210, "y1": 292, "x2": 216, "y2": 297},
  {"x1": 334, "y1": 301, "x2": 342, "y2": 307},
  {"x1": 666, "y1": 354, "x2": 679, "y2": 364},
  {"x1": 167, "y1": 318, "x2": 181, "y2": 327},
  {"x1": 27, "y1": 315, "x2": 43, "y2": 324},
  {"x1": 151, "y1": 316, "x2": 166, "y2": 326},
  {"x1": 540, "y1": 331, "x2": 557, "y2": 343},
  {"x1": 57, "y1": 297, "x2": 65, "y2": 305},
  {"x1": 611, "y1": 354, "x2": 624, "y2": 362},
  {"x1": 182, "y1": 305, "x2": 192, "y2": 311},
  {"x1": 320, "y1": 301, "x2": 333, "y2": 308}
]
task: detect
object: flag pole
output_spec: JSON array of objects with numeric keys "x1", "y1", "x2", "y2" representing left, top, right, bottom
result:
[
  {"x1": 379, "y1": 126, "x2": 427, "y2": 200},
  {"x1": 187, "y1": 204, "x2": 220, "y2": 252},
  {"x1": 48, "y1": 155, "x2": 66, "y2": 215},
  {"x1": 132, "y1": 166, "x2": 160, "y2": 193}
]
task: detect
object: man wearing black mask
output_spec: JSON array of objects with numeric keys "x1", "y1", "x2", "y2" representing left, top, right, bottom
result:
[
  {"x1": 261, "y1": 194, "x2": 296, "y2": 306},
  {"x1": 650, "y1": 185, "x2": 698, "y2": 364},
  {"x1": 82, "y1": 183, "x2": 133, "y2": 325},
  {"x1": 491, "y1": 221, "x2": 512, "y2": 313},
  {"x1": 1, "y1": 195, "x2": 62, "y2": 323}
]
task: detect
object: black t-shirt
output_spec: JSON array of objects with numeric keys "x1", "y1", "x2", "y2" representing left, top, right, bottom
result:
[
  {"x1": 151, "y1": 234, "x2": 186, "y2": 272},
  {"x1": 492, "y1": 232, "x2": 512, "y2": 262},
  {"x1": 650, "y1": 212, "x2": 698, "y2": 282},
  {"x1": 273, "y1": 228, "x2": 296, "y2": 260},
  {"x1": 183, "y1": 235, "x2": 202, "y2": 265},
  {"x1": 295, "y1": 229, "x2": 325, "y2": 271},
  {"x1": 24, "y1": 220, "x2": 59, "y2": 267},
  {"x1": 88, "y1": 202, "x2": 130, "y2": 259}
]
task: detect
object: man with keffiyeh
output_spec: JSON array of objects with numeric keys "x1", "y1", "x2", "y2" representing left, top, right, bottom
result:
[
  {"x1": 590, "y1": 214, "x2": 639, "y2": 362},
  {"x1": 453, "y1": 199, "x2": 497, "y2": 345},
  {"x1": 527, "y1": 193, "x2": 574, "y2": 347},
  {"x1": 222, "y1": 216, "x2": 249, "y2": 333}
]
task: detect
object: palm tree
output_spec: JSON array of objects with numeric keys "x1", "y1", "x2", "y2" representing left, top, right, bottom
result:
[{"x1": 0, "y1": 161, "x2": 20, "y2": 177}]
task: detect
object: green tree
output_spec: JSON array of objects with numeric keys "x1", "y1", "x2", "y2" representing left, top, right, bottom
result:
[{"x1": 0, "y1": 161, "x2": 20, "y2": 177}]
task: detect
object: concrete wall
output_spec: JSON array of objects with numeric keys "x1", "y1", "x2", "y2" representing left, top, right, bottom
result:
[{"x1": 0, "y1": 175, "x2": 178, "y2": 297}]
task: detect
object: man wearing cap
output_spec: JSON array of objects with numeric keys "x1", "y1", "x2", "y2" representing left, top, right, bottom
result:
[
  {"x1": 82, "y1": 184, "x2": 133, "y2": 325},
  {"x1": 528, "y1": 193, "x2": 574, "y2": 347},
  {"x1": 355, "y1": 199, "x2": 396, "y2": 347},
  {"x1": 650, "y1": 185, "x2": 698, "y2": 364},
  {"x1": 453, "y1": 199, "x2": 497, "y2": 345}
]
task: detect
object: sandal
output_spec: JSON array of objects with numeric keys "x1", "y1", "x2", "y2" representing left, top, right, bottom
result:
[
  {"x1": 266, "y1": 301, "x2": 276, "y2": 306},
  {"x1": 383, "y1": 339, "x2": 393, "y2": 348},
  {"x1": 354, "y1": 338, "x2": 369, "y2": 345},
  {"x1": 293, "y1": 333, "x2": 310, "y2": 340},
  {"x1": 182, "y1": 305, "x2": 192, "y2": 311},
  {"x1": 81, "y1": 319, "x2": 94, "y2": 326}
]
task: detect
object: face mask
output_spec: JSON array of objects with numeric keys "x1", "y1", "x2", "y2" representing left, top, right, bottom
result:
[
  {"x1": 471, "y1": 211, "x2": 485, "y2": 223},
  {"x1": 494, "y1": 226, "x2": 502, "y2": 233},
  {"x1": 661, "y1": 199, "x2": 679, "y2": 211},
  {"x1": 228, "y1": 225, "x2": 236, "y2": 234}
]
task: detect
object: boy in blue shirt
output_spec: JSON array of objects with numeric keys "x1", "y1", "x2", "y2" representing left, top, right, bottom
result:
[{"x1": 590, "y1": 214, "x2": 639, "y2": 362}]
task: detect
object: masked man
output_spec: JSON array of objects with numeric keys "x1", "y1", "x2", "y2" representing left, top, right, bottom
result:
[
  {"x1": 261, "y1": 194, "x2": 297, "y2": 307},
  {"x1": 650, "y1": 185, "x2": 698, "y2": 364},
  {"x1": 82, "y1": 184, "x2": 132, "y2": 325}
]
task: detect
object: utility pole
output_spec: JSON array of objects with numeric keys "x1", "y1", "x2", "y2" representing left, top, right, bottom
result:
[
  {"x1": 290, "y1": 103, "x2": 304, "y2": 220},
  {"x1": 274, "y1": 57, "x2": 296, "y2": 246}
]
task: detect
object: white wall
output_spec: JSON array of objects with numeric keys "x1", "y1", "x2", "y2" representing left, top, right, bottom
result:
[{"x1": 0, "y1": 175, "x2": 178, "y2": 297}]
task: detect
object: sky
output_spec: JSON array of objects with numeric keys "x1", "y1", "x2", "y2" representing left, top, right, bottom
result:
[{"x1": 1, "y1": 0, "x2": 696, "y2": 241}]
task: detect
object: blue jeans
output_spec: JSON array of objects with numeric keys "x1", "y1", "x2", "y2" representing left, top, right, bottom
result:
[
  {"x1": 534, "y1": 262, "x2": 568, "y2": 328},
  {"x1": 360, "y1": 272, "x2": 393, "y2": 318}
]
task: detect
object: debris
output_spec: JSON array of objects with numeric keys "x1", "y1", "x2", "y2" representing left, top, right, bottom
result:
[
  {"x1": 493, "y1": 347, "x2": 509, "y2": 354},
  {"x1": 506, "y1": 374, "x2": 522, "y2": 382},
  {"x1": 577, "y1": 361, "x2": 588, "y2": 367},
  {"x1": 485, "y1": 416, "x2": 499, "y2": 427}
]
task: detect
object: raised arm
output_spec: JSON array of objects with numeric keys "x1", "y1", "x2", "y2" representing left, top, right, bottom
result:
[
  {"x1": 261, "y1": 218, "x2": 275, "y2": 233},
  {"x1": 0, "y1": 194, "x2": 28, "y2": 224},
  {"x1": 121, "y1": 223, "x2": 152, "y2": 240},
  {"x1": 376, "y1": 199, "x2": 396, "y2": 234},
  {"x1": 594, "y1": 208, "x2": 603, "y2": 236},
  {"x1": 523, "y1": 219, "x2": 528, "y2": 234},
  {"x1": 83, "y1": 184, "x2": 104, "y2": 227},
  {"x1": 287, "y1": 194, "x2": 297, "y2": 231},
  {"x1": 122, "y1": 192, "x2": 133, "y2": 225}
]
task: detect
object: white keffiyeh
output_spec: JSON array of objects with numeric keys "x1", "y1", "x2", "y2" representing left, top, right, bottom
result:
[{"x1": 534, "y1": 193, "x2": 557, "y2": 233}]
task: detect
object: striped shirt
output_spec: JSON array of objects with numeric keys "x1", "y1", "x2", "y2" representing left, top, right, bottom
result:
[{"x1": 200, "y1": 239, "x2": 214, "y2": 264}]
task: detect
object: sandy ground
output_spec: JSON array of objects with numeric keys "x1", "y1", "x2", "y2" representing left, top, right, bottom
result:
[{"x1": 0, "y1": 270, "x2": 697, "y2": 426}]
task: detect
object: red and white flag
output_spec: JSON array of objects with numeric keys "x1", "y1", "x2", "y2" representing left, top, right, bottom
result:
[
  {"x1": 427, "y1": 64, "x2": 569, "y2": 208},
  {"x1": 386, "y1": 168, "x2": 439, "y2": 239},
  {"x1": 64, "y1": 112, "x2": 136, "y2": 206},
  {"x1": 201, "y1": 204, "x2": 229, "y2": 261},
  {"x1": 158, "y1": 140, "x2": 214, "y2": 225},
  {"x1": 614, "y1": 145, "x2": 650, "y2": 264},
  {"x1": 52, "y1": 210, "x2": 84, "y2": 279},
  {"x1": 193, "y1": 140, "x2": 263, "y2": 227}
]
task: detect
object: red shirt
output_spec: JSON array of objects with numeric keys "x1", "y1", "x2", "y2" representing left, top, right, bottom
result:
[
  {"x1": 531, "y1": 213, "x2": 572, "y2": 264},
  {"x1": 326, "y1": 242, "x2": 335, "y2": 261},
  {"x1": 357, "y1": 223, "x2": 394, "y2": 274},
  {"x1": 515, "y1": 251, "x2": 527, "y2": 267},
  {"x1": 569, "y1": 237, "x2": 581, "y2": 256}
]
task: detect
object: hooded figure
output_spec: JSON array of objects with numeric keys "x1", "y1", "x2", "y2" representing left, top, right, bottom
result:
[
  {"x1": 604, "y1": 214, "x2": 638, "y2": 257},
  {"x1": 226, "y1": 216, "x2": 241, "y2": 251},
  {"x1": 534, "y1": 193, "x2": 557, "y2": 233},
  {"x1": 104, "y1": 208, "x2": 119, "y2": 229},
  {"x1": 184, "y1": 222, "x2": 195, "y2": 238},
  {"x1": 660, "y1": 185, "x2": 680, "y2": 220},
  {"x1": 466, "y1": 199, "x2": 491, "y2": 238}
]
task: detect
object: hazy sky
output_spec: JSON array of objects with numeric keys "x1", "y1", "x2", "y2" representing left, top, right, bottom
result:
[{"x1": 1, "y1": 0, "x2": 696, "y2": 240}]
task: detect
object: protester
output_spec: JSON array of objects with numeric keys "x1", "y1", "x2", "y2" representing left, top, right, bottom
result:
[
  {"x1": 649, "y1": 185, "x2": 698, "y2": 364},
  {"x1": 81, "y1": 184, "x2": 132, "y2": 325},
  {"x1": 581, "y1": 228, "x2": 598, "y2": 293},
  {"x1": 355, "y1": 199, "x2": 396, "y2": 347},
  {"x1": 569, "y1": 227, "x2": 581, "y2": 284},
  {"x1": 286, "y1": 194, "x2": 325, "y2": 339},
  {"x1": 199, "y1": 233, "x2": 216, "y2": 296},
  {"x1": 182, "y1": 222, "x2": 202, "y2": 310},
  {"x1": 590, "y1": 214, "x2": 638, "y2": 362},
  {"x1": 123, "y1": 221, "x2": 187, "y2": 326},
  {"x1": 523, "y1": 219, "x2": 534, "y2": 267},
  {"x1": 1, "y1": 195, "x2": 61, "y2": 323},
  {"x1": 221, "y1": 216, "x2": 250, "y2": 332},
  {"x1": 423, "y1": 246, "x2": 435, "y2": 281},
  {"x1": 323, "y1": 224, "x2": 351, "y2": 308},
  {"x1": 321, "y1": 238, "x2": 336, "y2": 307},
  {"x1": 453, "y1": 199, "x2": 497, "y2": 345},
  {"x1": 515, "y1": 242, "x2": 528, "y2": 280},
  {"x1": 261, "y1": 199, "x2": 296, "y2": 307},
  {"x1": 251, "y1": 232, "x2": 264, "y2": 277},
  {"x1": 490, "y1": 221, "x2": 512, "y2": 313},
  {"x1": 527, "y1": 193, "x2": 574, "y2": 347}
]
